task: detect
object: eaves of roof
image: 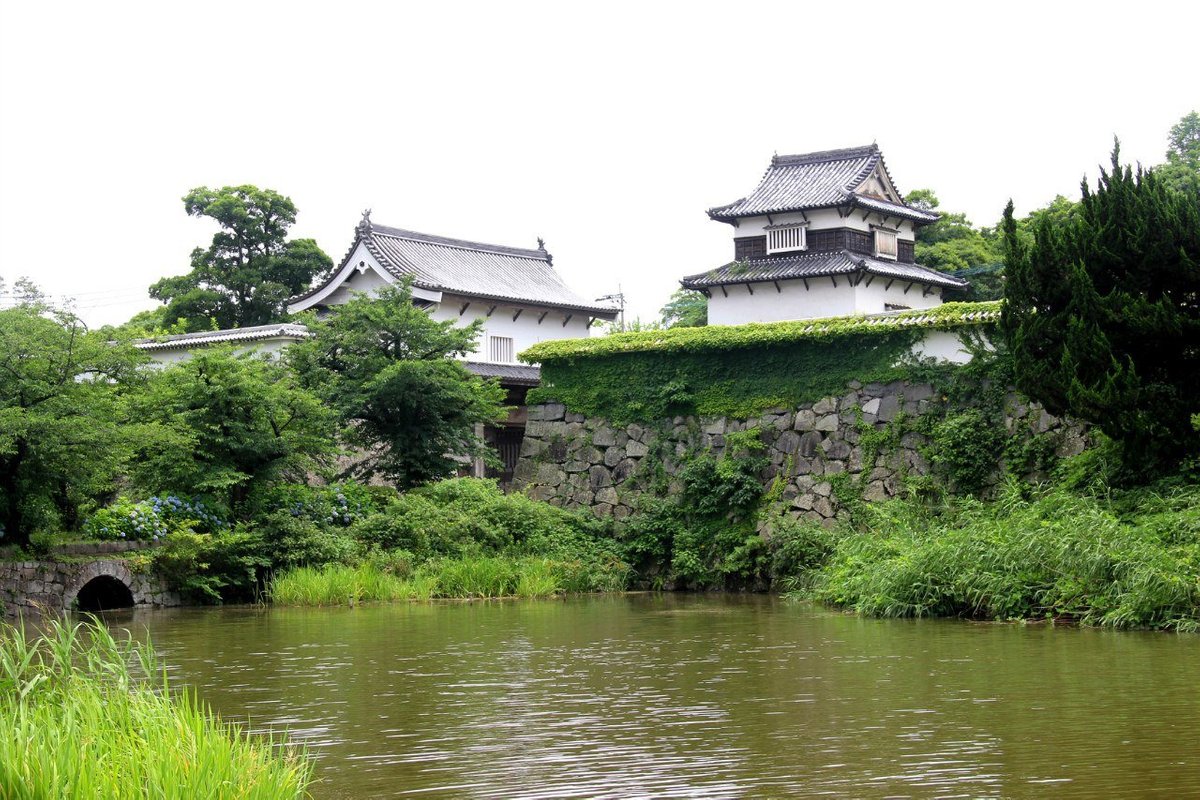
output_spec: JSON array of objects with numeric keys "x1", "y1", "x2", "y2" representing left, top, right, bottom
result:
[{"x1": 680, "y1": 250, "x2": 969, "y2": 291}]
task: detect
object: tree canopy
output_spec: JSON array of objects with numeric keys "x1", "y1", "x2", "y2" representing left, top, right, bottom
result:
[
  {"x1": 0, "y1": 282, "x2": 147, "y2": 546},
  {"x1": 1001, "y1": 144, "x2": 1200, "y2": 474},
  {"x1": 289, "y1": 281, "x2": 509, "y2": 489},
  {"x1": 130, "y1": 349, "x2": 335, "y2": 516},
  {"x1": 1156, "y1": 110, "x2": 1200, "y2": 195},
  {"x1": 904, "y1": 189, "x2": 1004, "y2": 301},
  {"x1": 659, "y1": 288, "x2": 708, "y2": 328},
  {"x1": 149, "y1": 186, "x2": 332, "y2": 332}
]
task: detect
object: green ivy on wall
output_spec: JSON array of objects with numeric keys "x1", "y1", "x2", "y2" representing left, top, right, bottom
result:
[{"x1": 523, "y1": 302, "x2": 1002, "y2": 424}]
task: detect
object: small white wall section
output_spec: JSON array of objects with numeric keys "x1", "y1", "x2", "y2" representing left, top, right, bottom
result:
[
  {"x1": 431, "y1": 294, "x2": 594, "y2": 362},
  {"x1": 707, "y1": 276, "x2": 943, "y2": 325},
  {"x1": 912, "y1": 330, "x2": 976, "y2": 365}
]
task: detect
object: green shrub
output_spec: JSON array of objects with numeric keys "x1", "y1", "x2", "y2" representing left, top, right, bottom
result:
[
  {"x1": 255, "y1": 510, "x2": 357, "y2": 570},
  {"x1": 150, "y1": 527, "x2": 268, "y2": 603},
  {"x1": 929, "y1": 409, "x2": 1005, "y2": 493}
]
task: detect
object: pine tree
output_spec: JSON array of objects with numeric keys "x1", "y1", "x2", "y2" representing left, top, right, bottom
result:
[{"x1": 1001, "y1": 143, "x2": 1200, "y2": 474}]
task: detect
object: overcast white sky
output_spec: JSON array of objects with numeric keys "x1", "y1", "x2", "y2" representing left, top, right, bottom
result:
[{"x1": 1, "y1": 1, "x2": 1196, "y2": 327}]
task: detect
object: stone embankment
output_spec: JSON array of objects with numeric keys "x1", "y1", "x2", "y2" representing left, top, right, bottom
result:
[{"x1": 514, "y1": 380, "x2": 1086, "y2": 523}]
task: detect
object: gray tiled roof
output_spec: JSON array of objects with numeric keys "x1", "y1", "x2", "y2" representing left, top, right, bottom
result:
[
  {"x1": 293, "y1": 221, "x2": 618, "y2": 317},
  {"x1": 708, "y1": 145, "x2": 938, "y2": 223},
  {"x1": 134, "y1": 323, "x2": 311, "y2": 351},
  {"x1": 680, "y1": 250, "x2": 968, "y2": 290},
  {"x1": 463, "y1": 361, "x2": 541, "y2": 386}
]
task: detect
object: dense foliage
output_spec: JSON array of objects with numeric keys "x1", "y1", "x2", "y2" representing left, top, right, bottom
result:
[
  {"x1": 130, "y1": 349, "x2": 335, "y2": 515},
  {"x1": 1002, "y1": 145, "x2": 1200, "y2": 474},
  {"x1": 0, "y1": 285, "x2": 146, "y2": 547},
  {"x1": 620, "y1": 430, "x2": 772, "y2": 589},
  {"x1": 149, "y1": 185, "x2": 333, "y2": 331},
  {"x1": 0, "y1": 619, "x2": 313, "y2": 798},
  {"x1": 904, "y1": 189, "x2": 1004, "y2": 301},
  {"x1": 526, "y1": 302, "x2": 999, "y2": 422},
  {"x1": 1156, "y1": 110, "x2": 1200, "y2": 195},
  {"x1": 658, "y1": 288, "x2": 708, "y2": 328},
  {"x1": 290, "y1": 281, "x2": 508, "y2": 488},
  {"x1": 800, "y1": 476, "x2": 1200, "y2": 631}
]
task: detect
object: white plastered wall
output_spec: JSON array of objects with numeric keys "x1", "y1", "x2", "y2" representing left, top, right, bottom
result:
[{"x1": 430, "y1": 294, "x2": 595, "y2": 363}]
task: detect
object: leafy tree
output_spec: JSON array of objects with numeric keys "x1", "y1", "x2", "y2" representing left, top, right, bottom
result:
[
  {"x1": 1001, "y1": 143, "x2": 1200, "y2": 474},
  {"x1": 149, "y1": 186, "x2": 333, "y2": 332},
  {"x1": 1156, "y1": 110, "x2": 1200, "y2": 195},
  {"x1": 904, "y1": 189, "x2": 1004, "y2": 300},
  {"x1": 0, "y1": 281, "x2": 147, "y2": 546},
  {"x1": 289, "y1": 281, "x2": 509, "y2": 489},
  {"x1": 659, "y1": 288, "x2": 708, "y2": 328},
  {"x1": 129, "y1": 349, "x2": 335, "y2": 517}
]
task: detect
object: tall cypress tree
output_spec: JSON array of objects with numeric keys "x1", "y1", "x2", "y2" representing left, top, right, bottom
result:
[{"x1": 1002, "y1": 143, "x2": 1200, "y2": 474}]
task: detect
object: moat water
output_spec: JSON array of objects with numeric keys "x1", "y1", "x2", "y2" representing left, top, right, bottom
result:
[{"x1": 111, "y1": 594, "x2": 1200, "y2": 798}]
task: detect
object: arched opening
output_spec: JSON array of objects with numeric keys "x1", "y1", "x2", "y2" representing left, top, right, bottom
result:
[{"x1": 74, "y1": 575, "x2": 134, "y2": 612}]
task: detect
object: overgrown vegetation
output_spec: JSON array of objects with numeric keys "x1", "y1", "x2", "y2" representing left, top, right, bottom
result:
[
  {"x1": 120, "y1": 478, "x2": 631, "y2": 605},
  {"x1": 0, "y1": 618, "x2": 313, "y2": 798},
  {"x1": 786, "y1": 470, "x2": 1200, "y2": 631},
  {"x1": 526, "y1": 302, "x2": 999, "y2": 422},
  {"x1": 620, "y1": 430, "x2": 772, "y2": 589}
]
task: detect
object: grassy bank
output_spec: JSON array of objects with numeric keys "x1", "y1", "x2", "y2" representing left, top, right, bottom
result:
[
  {"x1": 270, "y1": 556, "x2": 608, "y2": 605},
  {"x1": 785, "y1": 478, "x2": 1200, "y2": 631},
  {"x1": 0, "y1": 618, "x2": 312, "y2": 799},
  {"x1": 264, "y1": 479, "x2": 631, "y2": 606}
]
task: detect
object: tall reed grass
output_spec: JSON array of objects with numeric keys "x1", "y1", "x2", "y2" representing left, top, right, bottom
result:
[
  {"x1": 269, "y1": 554, "x2": 627, "y2": 606},
  {"x1": 809, "y1": 482, "x2": 1200, "y2": 630},
  {"x1": 0, "y1": 618, "x2": 312, "y2": 799}
]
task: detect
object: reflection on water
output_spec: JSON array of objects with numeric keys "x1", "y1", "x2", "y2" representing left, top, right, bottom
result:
[{"x1": 110, "y1": 594, "x2": 1200, "y2": 798}]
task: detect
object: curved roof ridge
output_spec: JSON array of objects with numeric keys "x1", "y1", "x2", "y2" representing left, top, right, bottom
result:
[
  {"x1": 771, "y1": 143, "x2": 879, "y2": 167},
  {"x1": 370, "y1": 224, "x2": 547, "y2": 260}
]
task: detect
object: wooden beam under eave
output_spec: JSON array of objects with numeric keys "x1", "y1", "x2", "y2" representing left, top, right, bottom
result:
[
  {"x1": 562, "y1": 313, "x2": 573, "y2": 327},
  {"x1": 512, "y1": 308, "x2": 523, "y2": 322},
  {"x1": 802, "y1": 278, "x2": 810, "y2": 291},
  {"x1": 864, "y1": 274, "x2": 875, "y2": 288},
  {"x1": 746, "y1": 283, "x2": 754, "y2": 295},
  {"x1": 885, "y1": 279, "x2": 895, "y2": 291},
  {"x1": 773, "y1": 280, "x2": 781, "y2": 293},
  {"x1": 830, "y1": 275, "x2": 838, "y2": 288},
  {"x1": 923, "y1": 285, "x2": 934, "y2": 297},
  {"x1": 903, "y1": 282, "x2": 913, "y2": 295},
  {"x1": 459, "y1": 302, "x2": 470, "y2": 316},
  {"x1": 537, "y1": 311, "x2": 548, "y2": 325},
  {"x1": 720, "y1": 285, "x2": 728, "y2": 298},
  {"x1": 486, "y1": 305, "x2": 497, "y2": 317}
]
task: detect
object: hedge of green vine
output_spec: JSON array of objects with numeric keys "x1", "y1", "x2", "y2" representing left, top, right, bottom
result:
[{"x1": 523, "y1": 302, "x2": 1001, "y2": 423}]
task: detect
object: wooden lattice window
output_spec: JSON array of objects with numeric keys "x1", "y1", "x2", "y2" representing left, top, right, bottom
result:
[
  {"x1": 766, "y1": 223, "x2": 807, "y2": 255},
  {"x1": 489, "y1": 335, "x2": 515, "y2": 363}
]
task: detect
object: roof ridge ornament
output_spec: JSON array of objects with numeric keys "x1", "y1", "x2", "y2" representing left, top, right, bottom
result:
[
  {"x1": 358, "y1": 208, "x2": 373, "y2": 237},
  {"x1": 537, "y1": 237, "x2": 553, "y2": 265}
]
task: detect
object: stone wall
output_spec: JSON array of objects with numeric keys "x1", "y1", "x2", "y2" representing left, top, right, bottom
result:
[
  {"x1": 0, "y1": 552, "x2": 180, "y2": 616},
  {"x1": 513, "y1": 379, "x2": 1087, "y2": 523}
]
